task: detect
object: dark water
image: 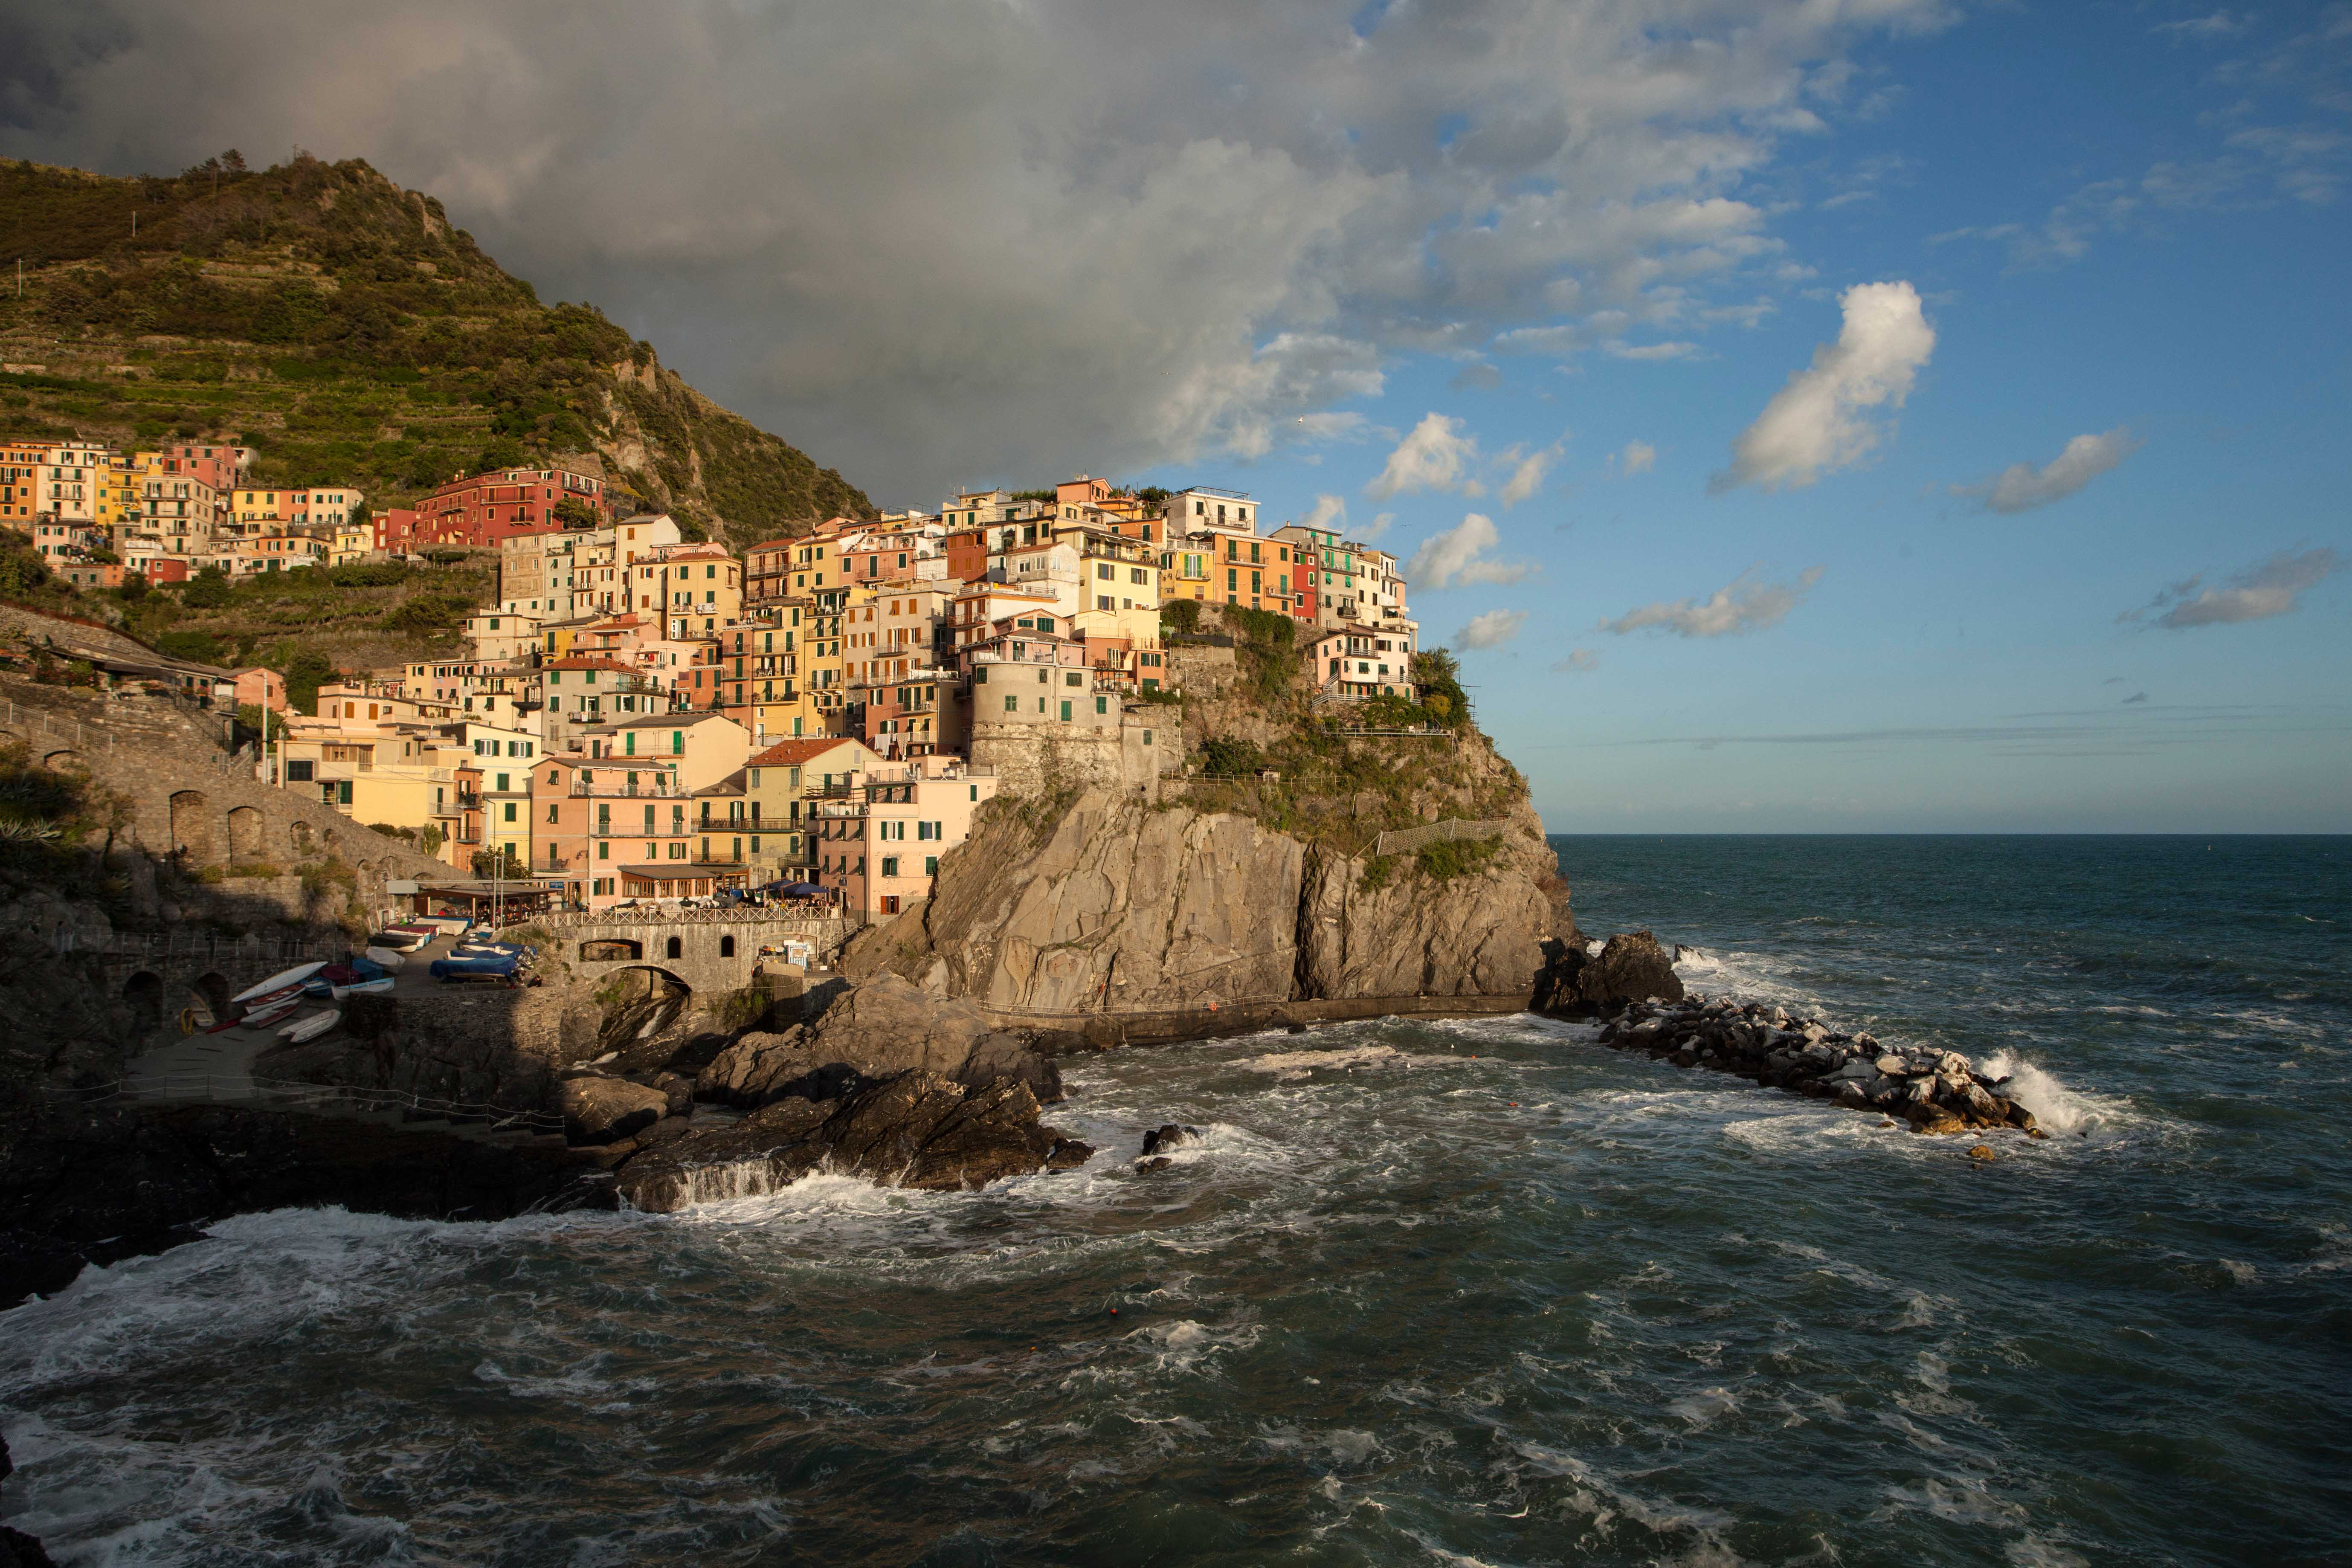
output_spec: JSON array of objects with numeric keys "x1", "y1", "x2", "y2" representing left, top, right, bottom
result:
[{"x1": 4, "y1": 835, "x2": 2348, "y2": 1565}]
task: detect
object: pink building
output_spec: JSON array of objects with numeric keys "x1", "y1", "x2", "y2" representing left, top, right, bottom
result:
[{"x1": 231, "y1": 667, "x2": 289, "y2": 712}]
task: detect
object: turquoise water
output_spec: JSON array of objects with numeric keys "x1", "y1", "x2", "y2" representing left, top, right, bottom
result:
[{"x1": 3, "y1": 835, "x2": 2347, "y2": 1565}]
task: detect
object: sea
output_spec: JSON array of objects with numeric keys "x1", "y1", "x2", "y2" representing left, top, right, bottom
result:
[{"x1": 3, "y1": 835, "x2": 2347, "y2": 1566}]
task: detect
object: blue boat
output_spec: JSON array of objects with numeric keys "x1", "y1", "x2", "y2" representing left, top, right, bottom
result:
[{"x1": 430, "y1": 951, "x2": 522, "y2": 983}]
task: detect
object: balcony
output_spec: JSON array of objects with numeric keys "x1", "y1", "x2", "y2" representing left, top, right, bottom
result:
[{"x1": 569, "y1": 777, "x2": 682, "y2": 798}]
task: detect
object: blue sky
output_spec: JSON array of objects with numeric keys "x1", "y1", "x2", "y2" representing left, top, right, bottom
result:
[
  {"x1": 1110, "y1": 5, "x2": 2352, "y2": 832},
  {"x1": 6, "y1": 0, "x2": 2346, "y2": 830}
]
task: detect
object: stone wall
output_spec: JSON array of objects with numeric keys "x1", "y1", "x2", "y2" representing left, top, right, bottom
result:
[
  {"x1": 968, "y1": 707, "x2": 1178, "y2": 801},
  {"x1": 0, "y1": 677, "x2": 450, "y2": 928}
]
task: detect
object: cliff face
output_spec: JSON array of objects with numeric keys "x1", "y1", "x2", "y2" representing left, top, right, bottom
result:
[{"x1": 849, "y1": 784, "x2": 1572, "y2": 1028}]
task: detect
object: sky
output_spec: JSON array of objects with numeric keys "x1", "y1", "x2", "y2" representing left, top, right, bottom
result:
[{"x1": 3, "y1": 0, "x2": 2347, "y2": 832}]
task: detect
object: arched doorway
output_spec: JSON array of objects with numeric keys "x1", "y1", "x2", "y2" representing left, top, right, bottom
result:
[
  {"x1": 291, "y1": 819, "x2": 315, "y2": 857},
  {"x1": 123, "y1": 971, "x2": 164, "y2": 1033},
  {"x1": 664, "y1": 935, "x2": 683, "y2": 960},
  {"x1": 187, "y1": 971, "x2": 232, "y2": 1028},
  {"x1": 226, "y1": 805, "x2": 264, "y2": 861},
  {"x1": 169, "y1": 791, "x2": 214, "y2": 863},
  {"x1": 719, "y1": 934, "x2": 736, "y2": 957}
]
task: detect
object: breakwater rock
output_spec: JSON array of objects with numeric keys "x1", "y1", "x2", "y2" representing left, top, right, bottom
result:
[
  {"x1": 612, "y1": 1070, "x2": 1092, "y2": 1212},
  {"x1": 1595, "y1": 995, "x2": 2047, "y2": 1137}
]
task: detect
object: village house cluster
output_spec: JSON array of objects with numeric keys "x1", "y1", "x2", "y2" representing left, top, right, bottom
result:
[
  {"x1": 4, "y1": 449, "x2": 1421, "y2": 919},
  {"x1": 0, "y1": 436, "x2": 617, "y2": 585}
]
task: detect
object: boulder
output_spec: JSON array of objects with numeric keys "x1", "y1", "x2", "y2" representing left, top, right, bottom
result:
[
  {"x1": 611, "y1": 1070, "x2": 1094, "y2": 1211},
  {"x1": 953, "y1": 1030, "x2": 1064, "y2": 1104},
  {"x1": 695, "y1": 1026, "x2": 811, "y2": 1107},
  {"x1": 557, "y1": 1078, "x2": 668, "y2": 1145},
  {"x1": 803, "y1": 974, "x2": 990, "y2": 1079},
  {"x1": 1569, "y1": 930, "x2": 1685, "y2": 1011},
  {"x1": 1140, "y1": 1123, "x2": 1200, "y2": 1156}
]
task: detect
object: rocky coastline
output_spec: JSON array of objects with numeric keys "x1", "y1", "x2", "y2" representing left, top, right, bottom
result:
[{"x1": 1590, "y1": 993, "x2": 2047, "y2": 1138}]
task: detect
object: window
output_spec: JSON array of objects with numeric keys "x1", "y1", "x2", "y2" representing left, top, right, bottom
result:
[
  {"x1": 670, "y1": 841, "x2": 686, "y2": 859},
  {"x1": 671, "y1": 730, "x2": 684, "y2": 754},
  {"x1": 882, "y1": 856, "x2": 899, "y2": 878},
  {"x1": 1005, "y1": 694, "x2": 1018, "y2": 713},
  {"x1": 665, "y1": 936, "x2": 683, "y2": 959},
  {"x1": 1059, "y1": 700, "x2": 1072, "y2": 722},
  {"x1": 720, "y1": 935, "x2": 735, "y2": 957},
  {"x1": 547, "y1": 803, "x2": 559, "y2": 823},
  {"x1": 503, "y1": 802, "x2": 517, "y2": 822},
  {"x1": 287, "y1": 759, "x2": 314, "y2": 782},
  {"x1": 1143, "y1": 729, "x2": 1154, "y2": 746}
]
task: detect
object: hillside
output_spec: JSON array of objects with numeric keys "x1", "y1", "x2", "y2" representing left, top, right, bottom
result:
[{"x1": 0, "y1": 153, "x2": 875, "y2": 548}]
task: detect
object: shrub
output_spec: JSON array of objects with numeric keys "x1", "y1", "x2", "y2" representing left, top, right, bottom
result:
[
  {"x1": 226, "y1": 861, "x2": 282, "y2": 879},
  {"x1": 1160, "y1": 598, "x2": 1201, "y2": 633},
  {"x1": 1415, "y1": 835, "x2": 1501, "y2": 882}
]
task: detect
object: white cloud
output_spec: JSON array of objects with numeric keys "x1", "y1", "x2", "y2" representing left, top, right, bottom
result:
[
  {"x1": 1404, "y1": 513, "x2": 1537, "y2": 590},
  {"x1": 2123, "y1": 548, "x2": 2340, "y2": 628},
  {"x1": 1368, "y1": 413, "x2": 1482, "y2": 500},
  {"x1": 1956, "y1": 427, "x2": 2140, "y2": 513},
  {"x1": 1302, "y1": 494, "x2": 1348, "y2": 533},
  {"x1": 1553, "y1": 648, "x2": 1600, "y2": 673},
  {"x1": 1602, "y1": 565, "x2": 1824, "y2": 637},
  {"x1": 1498, "y1": 442, "x2": 1563, "y2": 507},
  {"x1": 1710, "y1": 282, "x2": 1934, "y2": 493},
  {"x1": 1615, "y1": 440, "x2": 1657, "y2": 477},
  {"x1": 2154, "y1": 11, "x2": 2247, "y2": 41},
  {"x1": 1604, "y1": 340, "x2": 1702, "y2": 361},
  {"x1": 0, "y1": 0, "x2": 1962, "y2": 501},
  {"x1": 1457, "y1": 609, "x2": 1528, "y2": 649},
  {"x1": 1360, "y1": 511, "x2": 1396, "y2": 542}
]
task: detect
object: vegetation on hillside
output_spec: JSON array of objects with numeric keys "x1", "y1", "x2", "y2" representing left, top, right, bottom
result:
[
  {"x1": 0, "y1": 154, "x2": 875, "y2": 548},
  {"x1": 1163, "y1": 603, "x2": 1527, "y2": 868}
]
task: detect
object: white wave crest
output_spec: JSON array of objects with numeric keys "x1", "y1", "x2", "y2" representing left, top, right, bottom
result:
[
  {"x1": 1231, "y1": 1043, "x2": 1457, "y2": 1081},
  {"x1": 1978, "y1": 1050, "x2": 2120, "y2": 1139}
]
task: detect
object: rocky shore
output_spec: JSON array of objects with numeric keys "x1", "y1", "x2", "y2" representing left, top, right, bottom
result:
[{"x1": 1591, "y1": 994, "x2": 2047, "y2": 1138}]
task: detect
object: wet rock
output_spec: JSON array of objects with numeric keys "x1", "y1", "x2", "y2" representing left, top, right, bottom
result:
[
  {"x1": 1135, "y1": 1156, "x2": 1174, "y2": 1174},
  {"x1": 1140, "y1": 1123, "x2": 1201, "y2": 1156},
  {"x1": 1967, "y1": 1144, "x2": 1997, "y2": 1161},
  {"x1": 557, "y1": 1078, "x2": 668, "y2": 1145},
  {"x1": 612, "y1": 1070, "x2": 1092, "y2": 1212},
  {"x1": 0, "y1": 1523, "x2": 57, "y2": 1568}
]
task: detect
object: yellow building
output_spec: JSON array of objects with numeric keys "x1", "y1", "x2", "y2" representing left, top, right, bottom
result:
[{"x1": 740, "y1": 734, "x2": 882, "y2": 876}]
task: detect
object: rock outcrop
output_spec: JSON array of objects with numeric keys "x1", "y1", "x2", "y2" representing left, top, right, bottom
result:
[
  {"x1": 612, "y1": 1071, "x2": 1092, "y2": 1212},
  {"x1": 847, "y1": 788, "x2": 1571, "y2": 1027},
  {"x1": 557, "y1": 1077, "x2": 668, "y2": 1144},
  {"x1": 1533, "y1": 929, "x2": 1685, "y2": 1014}
]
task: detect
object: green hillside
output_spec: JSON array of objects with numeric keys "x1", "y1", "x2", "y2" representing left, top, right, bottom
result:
[{"x1": 0, "y1": 152, "x2": 874, "y2": 548}]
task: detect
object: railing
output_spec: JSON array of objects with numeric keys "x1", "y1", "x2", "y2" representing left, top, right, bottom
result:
[
  {"x1": 537, "y1": 907, "x2": 846, "y2": 929},
  {"x1": 89, "y1": 931, "x2": 322, "y2": 963},
  {"x1": 44, "y1": 1072, "x2": 566, "y2": 1133}
]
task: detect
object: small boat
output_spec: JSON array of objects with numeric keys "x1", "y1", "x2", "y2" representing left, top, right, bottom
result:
[
  {"x1": 232, "y1": 961, "x2": 328, "y2": 1005},
  {"x1": 367, "y1": 927, "x2": 436, "y2": 954},
  {"x1": 430, "y1": 951, "x2": 521, "y2": 984},
  {"x1": 206, "y1": 984, "x2": 303, "y2": 1032},
  {"x1": 330, "y1": 977, "x2": 396, "y2": 1000},
  {"x1": 276, "y1": 1009, "x2": 341, "y2": 1044},
  {"x1": 241, "y1": 996, "x2": 304, "y2": 1030},
  {"x1": 363, "y1": 946, "x2": 409, "y2": 972}
]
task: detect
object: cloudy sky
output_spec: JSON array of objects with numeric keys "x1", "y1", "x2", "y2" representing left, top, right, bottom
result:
[{"x1": 5, "y1": 0, "x2": 2347, "y2": 830}]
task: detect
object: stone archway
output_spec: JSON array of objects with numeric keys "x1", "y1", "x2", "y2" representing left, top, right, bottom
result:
[
  {"x1": 187, "y1": 970, "x2": 231, "y2": 1027},
  {"x1": 123, "y1": 970, "x2": 164, "y2": 1033},
  {"x1": 41, "y1": 749, "x2": 84, "y2": 772},
  {"x1": 581, "y1": 937, "x2": 642, "y2": 962},
  {"x1": 290, "y1": 818, "x2": 316, "y2": 857},
  {"x1": 169, "y1": 790, "x2": 214, "y2": 863},
  {"x1": 226, "y1": 805, "x2": 264, "y2": 861}
]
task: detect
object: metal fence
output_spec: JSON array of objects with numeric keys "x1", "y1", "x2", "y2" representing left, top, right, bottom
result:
[
  {"x1": 46, "y1": 1071, "x2": 565, "y2": 1133},
  {"x1": 1372, "y1": 817, "x2": 1510, "y2": 859}
]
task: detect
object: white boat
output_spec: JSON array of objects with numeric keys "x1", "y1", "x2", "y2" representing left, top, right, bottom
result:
[
  {"x1": 232, "y1": 961, "x2": 328, "y2": 1005},
  {"x1": 276, "y1": 1009, "x2": 341, "y2": 1044},
  {"x1": 362, "y1": 946, "x2": 408, "y2": 971},
  {"x1": 330, "y1": 977, "x2": 396, "y2": 1000}
]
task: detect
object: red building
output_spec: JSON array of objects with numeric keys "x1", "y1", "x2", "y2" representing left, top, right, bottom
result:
[
  {"x1": 373, "y1": 507, "x2": 422, "y2": 553},
  {"x1": 412, "y1": 467, "x2": 610, "y2": 548}
]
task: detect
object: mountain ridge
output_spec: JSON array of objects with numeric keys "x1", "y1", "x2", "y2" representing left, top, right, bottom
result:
[{"x1": 0, "y1": 151, "x2": 875, "y2": 547}]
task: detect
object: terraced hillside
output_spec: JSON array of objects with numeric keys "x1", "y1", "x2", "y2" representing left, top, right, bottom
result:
[{"x1": 0, "y1": 153, "x2": 874, "y2": 548}]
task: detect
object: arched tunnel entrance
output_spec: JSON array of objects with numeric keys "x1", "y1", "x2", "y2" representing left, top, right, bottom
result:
[
  {"x1": 123, "y1": 970, "x2": 164, "y2": 1034},
  {"x1": 594, "y1": 966, "x2": 694, "y2": 1058}
]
